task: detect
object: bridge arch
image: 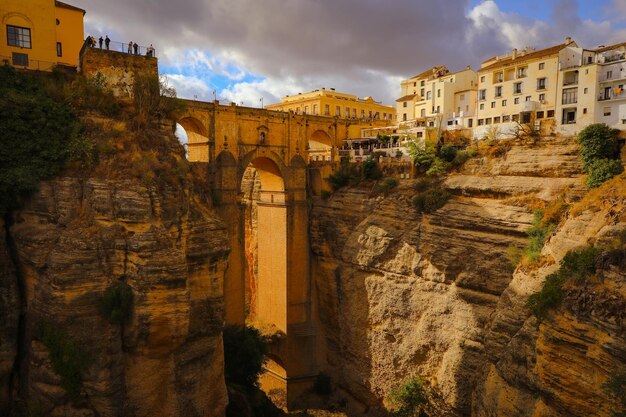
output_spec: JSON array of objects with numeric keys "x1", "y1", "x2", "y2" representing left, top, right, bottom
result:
[
  {"x1": 308, "y1": 130, "x2": 333, "y2": 162},
  {"x1": 178, "y1": 116, "x2": 208, "y2": 162}
]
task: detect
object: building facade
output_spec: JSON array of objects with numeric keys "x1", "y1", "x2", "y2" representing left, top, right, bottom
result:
[
  {"x1": 473, "y1": 38, "x2": 576, "y2": 139},
  {"x1": 0, "y1": 0, "x2": 84, "y2": 71},
  {"x1": 265, "y1": 88, "x2": 396, "y2": 121}
]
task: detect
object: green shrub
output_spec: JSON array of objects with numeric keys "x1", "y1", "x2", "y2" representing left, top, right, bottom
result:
[
  {"x1": 0, "y1": 65, "x2": 83, "y2": 215},
  {"x1": 37, "y1": 322, "x2": 91, "y2": 401},
  {"x1": 313, "y1": 372, "x2": 332, "y2": 396},
  {"x1": 326, "y1": 162, "x2": 360, "y2": 190},
  {"x1": 586, "y1": 158, "x2": 624, "y2": 188},
  {"x1": 414, "y1": 178, "x2": 436, "y2": 193},
  {"x1": 527, "y1": 245, "x2": 601, "y2": 321},
  {"x1": 603, "y1": 370, "x2": 626, "y2": 417},
  {"x1": 413, "y1": 188, "x2": 450, "y2": 214},
  {"x1": 320, "y1": 190, "x2": 332, "y2": 200},
  {"x1": 425, "y1": 158, "x2": 447, "y2": 177},
  {"x1": 410, "y1": 145, "x2": 437, "y2": 174},
  {"x1": 388, "y1": 376, "x2": 428, "y2": 417},
  {"x1": 374, "y1": 177, "x2": 399, "y2": 195},
  {"x1": 223, "y1": 325, "x2": 268, "y2": 388},
  {"x1": 451, "y1": 148, "x2": 476, "y2": 168},
  {"x1": 99, "y1": 282, "x2": 133, "y2": 325},
  {"x1": 526, "y1": 272, "x2": 565, "y2": 321},
  {"x1": 560, "y1": 246, "x2": 600, "y2": 283},
  {"x1": 362, "y1": 158, "x2": 383, "y2": 180},
  {"x1": 577, "y1": 124, "x2": 620, "y2": 170},
  {"x1": 438, "y1": 145, "x2": 457, "y2": 162},
  {"x1": 524, "y1": 210, "x2": 555, "y2": 262}
]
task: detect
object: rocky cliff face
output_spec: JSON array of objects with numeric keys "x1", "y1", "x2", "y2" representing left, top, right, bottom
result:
[
  {"x1": 474, "y1": 175, "x2": 626, "y2": 417},
  {"x1": 309, "y1": 137, "x2": 614, "y2": 416},
  {"x1": 1, "y1": 132, "x2": 230, "y2": 416}
]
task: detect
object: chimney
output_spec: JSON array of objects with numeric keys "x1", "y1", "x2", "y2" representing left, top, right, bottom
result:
[
  {"x1": 565, "y1": 36, "x2": 572, "y2": 45},
  {"x1": 512, "y1": 48, "x2": 518, "y2": 59}
]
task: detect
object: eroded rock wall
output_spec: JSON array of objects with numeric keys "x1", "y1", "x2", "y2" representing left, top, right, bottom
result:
[
  {"x1": 310, "y1": 138, "x2": 587, "y2": 415},
  {"x1": 5, "y1": 174, "x2": 230, "y2": 417}
]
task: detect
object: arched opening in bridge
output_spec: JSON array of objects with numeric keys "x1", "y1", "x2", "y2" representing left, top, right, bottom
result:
[
  {"x1": 308, "y1": 130, "x2": 333, "y2": 163},
  {"x1": 240, "y1": 156, "x2": 287, "y2": 333},
  {"x1": 177, "y1": 116, "x2": 207, "y2": 162}
]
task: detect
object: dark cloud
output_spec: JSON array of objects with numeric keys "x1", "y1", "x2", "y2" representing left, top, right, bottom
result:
[{"x1": 77, "y1": 0, "x2": 624, "y2": 103}]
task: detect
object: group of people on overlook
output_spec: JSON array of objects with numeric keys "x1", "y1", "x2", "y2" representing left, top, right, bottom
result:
[{"x1": 84, "y1": 35, "x2": 155, "y2": 57}]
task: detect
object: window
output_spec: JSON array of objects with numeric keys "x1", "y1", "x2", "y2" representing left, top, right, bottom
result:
[
  {"x1": 313, "y1": 104, "x2": 318, "y2": 115},
  {"x1": 56, "y1": 42, "x2": 62, "y2": 57},
  {"x1": 537, "y1": 78, "x2": 546, "y2": 90},
  {"x1": 468, "y1": 119, "x2": 473, "y2": 127},
  {"x1": 403, "y1": 113, "x2": 407, "y2": 121},
  {"x1": 539, "y1": 62, "x2": 545, "y2": 70},
  {"x1": 361, "y1": 110, "x2": 365, "y2": 118},
  {"x1": 607, "y1": 70, "x2": 613, "y2": 79},
  {"x1": 403, "y1": 102, "x2": 408, "y2": 108},
  {"x1": 562, "y1": 88, "x2": 577, "y2": 105},
  {"x1": 494, "y1": 72, "x2": 503, "y2": 83},
  {"x1": 477, "y1": 119, "x2": 484, "y2": 126},
  {"x1": 480, "y1": 75, "x2": 485, "y2": 83},
  {"x1": 436, "y1": 105, "x2": 440, "y2": 113},
  {"x1": 583, "y1": 108, "x2": 587, "y2": 114},
  {"x1": 324, "y1": 104, "x2": 329, "y2": 115},
  {"x1": 336, "y1": 106, "x2": 341, "y2": 116},
  {"x1": 539, "y1": 93, "x2": 545, "y2": 102},
  {"x1": 502, "y1": 99, "x2": 507, "y2": 107},
  {"x1": 494, "y1": 116, "x2": 501, "y2": 123},
  {"x1": 345, "y1": 107, "x2": 350, "y2": 118},
  {"x1": 491, "y1": 101, "x2": 496, "y2": 108},
  {"x1": 495, "y1": 86, "x2": 502, "y2": 97},
  {"x1": 514, "y1": 97, "x2": 520, "y2": 104},
  {"x1": 413, "y1": 82, "x2": 417, "y2": 87},
  {"x1": 460, "y1": 94, "x2": 465, "y2": 101},
  {"x1": 421, "y1": 80, "x2": 425, "y2": 86},
  {"x1": 479, "y1": 103, "x2": 484, "y2": 110},
  {"x1": 478, "y1": 89, "x2": 486, "y2": 100},
  {"x1": 421, "y1": 109, "x2": 426, "y2": 117},
  {"x1": 7, "y1": 25, "x2": 31, "y2": 48},
  {"x1": 426, "y1": 91, "x2": 432, "y2": 99},
  {"x1": 536, "y1": 111, "x2": 545, "y2": 119},
  {"x1": 437, "y1": 89, "x2": 441, "y2": 98},
  {"x1": 604, "y1": 107, "x2": 612, "y2": 116},
  {"x1": 513, "y1": 82, "x2": 522, "y2": 94},
  {"x1": 11, "y1": 52, "x2": 28, "y2": 66},
  {"x1": 584, "y1": 87, "x2": 588, "y2": 94},
  {"x1": 547, "y1": 110, "x2": 555, "y2": 118},
  {"x1": 525, "y1": 96, "x2": 531, "y2": 102},
  {"x1": 512, "y1": 114, "x2": 520, "y2": 122},
  {"x1": 503, "y1": 115, "x2": 511, "y2": 122},
  {"x1": 417, "y1": 132, "x2": 423, "y2": 138},
  {"x1": 517, "y1": 67, "x2": 528, "y2": 78},
  {"x1": 485, "y1": 117, "x2": 492, "y2": 125},
  {"x1": 304, "y1": 106, "x2": 309, "y2": 114},
  {"x1": 353, "y1": 109, "x2": 357, "y2": 118}
]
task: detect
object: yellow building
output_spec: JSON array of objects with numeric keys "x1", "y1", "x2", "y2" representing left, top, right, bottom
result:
[
  {"x1": 266, "y1": 88, "x2": 396, "y2": 122},
  {"x1": 0, "y1": 0, "x2": 85, "y2": 71},
  {"x1": 474, "y1": 37, "x2": 577, "y2": 139}
]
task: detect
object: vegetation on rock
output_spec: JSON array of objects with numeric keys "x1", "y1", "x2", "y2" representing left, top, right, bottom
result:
[
  {"x1": 603, "y1": 369, "x2": 626, "y2": 417},
  {"x1": 388, "y1": 376, "x2": 429, "y2": 417},
  {"x1": 223, "y1": 325, "x2": 268, "y2": 388},
  {"x1": 413, "y1": 187, "x2": 450, "y2": 214},
  {"x1": 577, "y1": 124, "x2": 624, "y2": 188},
  {"x1": 407, "y1": 142, "x2": 476, "y2": 176},
  {"x1": 373, "y1": 177, "x2": 399, "y2": 195},
  {"x1": 37, "y1": 322, "x2": 91, "y2": 401},
  {"x1": 0, "y1": 65, "x2": 83, "y2": 215},
  {"x1": 99, "y1": 282, "x2": 134, "y2": 325},
  {"x1": 527, "y1": 246, "x2": 600, "y2": 321}
]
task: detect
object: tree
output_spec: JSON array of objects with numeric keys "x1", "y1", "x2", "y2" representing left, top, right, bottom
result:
[{"x1": 578, "y1": 124, "x2": 620, "y2": 171}]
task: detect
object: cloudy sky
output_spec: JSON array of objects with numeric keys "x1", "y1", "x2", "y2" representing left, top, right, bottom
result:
[{"x1": 78, "y1": 0, "x2": 626, "y2": 107}]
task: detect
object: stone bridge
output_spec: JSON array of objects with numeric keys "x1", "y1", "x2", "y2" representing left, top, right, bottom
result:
[{"x1": 177, "y1": 100, "x2": 374, "y2": 406}]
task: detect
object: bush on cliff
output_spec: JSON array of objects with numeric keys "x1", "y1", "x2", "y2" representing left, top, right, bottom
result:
[
  {"x1": 577, "y1": 124, "x2": 623, "y2": 188},
  {"x1": 413, "y1": 187, "x2": 450, "y2": 214},
  {"x1": 99, "y1": 282, "x2": 134, "y2": 325},
  {"x1": 527, "y1": 246, "x2": 600, "y2": 321},
  {"x1": 603, "y1": 369, "x2": 626, "y2": 417},
  {"x1": 223, "y1": 325, "x2": 268, "y2": 388},
  {"x1": 0, "y1": 65, "x2": 83, "y2": 215},
  {"x1": 388, "y1": 376, "x2": 429, "y2": 417},
  {"x1": 37, "y1": 321, "x2": 91, "y2": 401}
]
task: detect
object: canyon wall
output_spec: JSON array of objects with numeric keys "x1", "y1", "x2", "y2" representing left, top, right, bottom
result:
[
  {"x1": 309, "y1": 137, "x2": 621, "y2": 416},
  {"x1": 0, "y1": 128, "x2": 231, "y2": 417}
]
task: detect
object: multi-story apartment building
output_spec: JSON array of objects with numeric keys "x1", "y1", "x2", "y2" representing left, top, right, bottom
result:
[
  {"x1": 395, "y1": 65, "x2": 477, "y2": 142},
  {"x1": 556, "y1": 42, "x2": 626, "y2": 135},
  {"x1": 0, "y1": 0, "x2": 85, "y2": 71},
  {"x1": 474, "y1": 37, "x2": 577, "y2": 139},
  {"x1": 266, "y1": 88, "x2": 396, "y2": 122}
]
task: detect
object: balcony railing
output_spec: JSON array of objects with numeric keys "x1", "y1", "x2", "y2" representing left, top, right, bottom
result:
[
  {"x1": 81, "y1": 38, "x2": 157, "y2": 58},
  {"x1": 563, "y1": 79, "x2": 578, "y2": 86}
]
